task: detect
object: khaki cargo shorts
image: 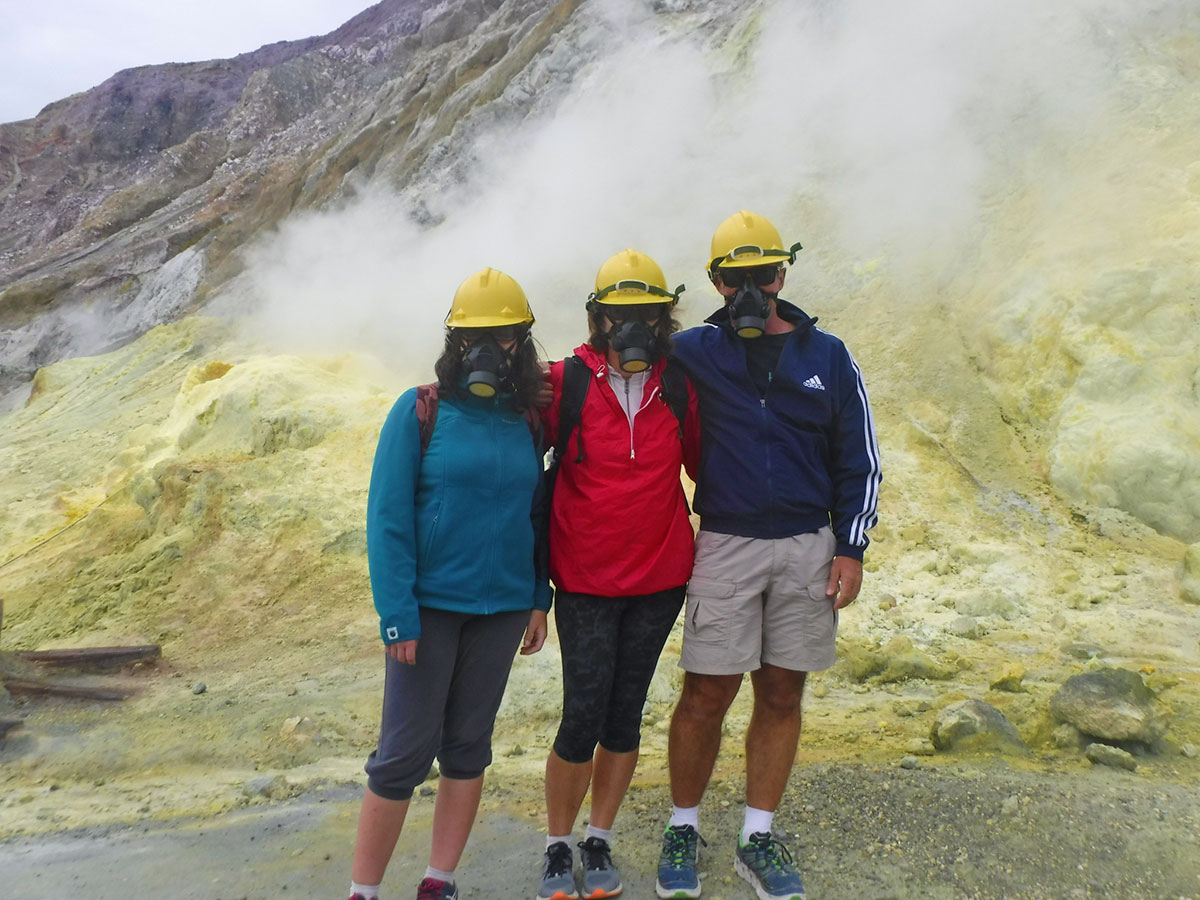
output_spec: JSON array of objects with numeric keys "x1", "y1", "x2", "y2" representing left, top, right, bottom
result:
[{"x1": 679, "y1": 527, "x2": 838, "y2": 675}]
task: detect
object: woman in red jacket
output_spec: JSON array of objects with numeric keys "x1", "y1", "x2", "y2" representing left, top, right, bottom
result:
[{"x1": 536, "y1": 250, "x2": 699, "y2": 900}]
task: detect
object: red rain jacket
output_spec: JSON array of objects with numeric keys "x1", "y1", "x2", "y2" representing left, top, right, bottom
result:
[{"x1": 544, "y1": 343, "x2": 701, "y2": 597}]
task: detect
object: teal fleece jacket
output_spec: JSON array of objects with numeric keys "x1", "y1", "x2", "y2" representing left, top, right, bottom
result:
[{"x1": 366, "y1": 387, "x2": 552, "y2": 644}]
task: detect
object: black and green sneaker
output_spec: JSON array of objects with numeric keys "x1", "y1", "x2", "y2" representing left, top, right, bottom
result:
[
  {"x1": 734, "y1": 832, "x2": 805, "y2": 900},
  {"x1": 655, "y1": 824, "x2": 705, "y2": 899}
]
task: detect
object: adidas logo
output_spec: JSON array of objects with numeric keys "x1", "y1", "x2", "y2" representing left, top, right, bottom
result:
[{"x1": 802, "y1": 374, "x2": 826, "y2": 391}]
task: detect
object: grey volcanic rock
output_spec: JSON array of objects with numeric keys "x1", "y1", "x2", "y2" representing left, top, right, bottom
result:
[
  {"x1": 1085, "y1": 743, "x2": 1138, "y2": 771},
  {"x1": 931, "y1": 699, "x2": 1027, "y2": 754},
  {"x1": 1049, "y1": 668, "x2": 1167, "y2": 745}
]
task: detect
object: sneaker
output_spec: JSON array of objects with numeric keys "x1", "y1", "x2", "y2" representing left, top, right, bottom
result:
[
  {"x1": 538, "y1": 841, "x2": 578, "y2": 900},
  {"x1": 734, "y1": 832, "x2": 805, "y2": 900},
  {"x1": 578, "y1": 836, "x2": 622, "y2": 898},
  {"x1": 416, "y1": 877, "x2": 459, "y2": 900},
  {"x1": 655, "y1": 824, "x2": 705, "y2": 899}
]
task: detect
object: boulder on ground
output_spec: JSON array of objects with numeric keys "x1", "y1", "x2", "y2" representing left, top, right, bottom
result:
[
  {"x1": 1085, "y1": 743, "x2": 1138, "y2": 771},
  {"x1": 1049, "y1": 668, "x2": 1166, "y2": 745},
  {"x1": 931, "y1": 698, "x2": 1027, "y2": 754}
]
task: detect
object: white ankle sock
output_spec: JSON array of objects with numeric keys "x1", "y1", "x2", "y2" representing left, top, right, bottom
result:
[
  {"x1": 741, "y1": 806, "x2": 774, "y2": 844},
  {"x1": 547, "y1": 833, "x2": 572, "y2": 849},
  {"x1": 585, "y1": 824, "x2": 612, "y2": 844},
  {"x1": 669, "y1": 805, "x2": 699, "y2": 829},
  {"x1": 350, "y1": 881, "x2": 380, "y2": 899},
  {"x1": 424, "y1": 865, "x2": 455, "y2": 884}
]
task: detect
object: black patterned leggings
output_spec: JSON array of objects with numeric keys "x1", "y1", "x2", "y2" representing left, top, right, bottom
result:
[{"x1": 552, "y1": 585, "x2": 686, "y2": 764}]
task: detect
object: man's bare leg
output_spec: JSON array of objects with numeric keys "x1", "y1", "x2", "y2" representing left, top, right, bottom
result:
[
  {"x1": 745, "y1": 665, "x2": 807, "y2": 812},
  {"x1": 668, "y1": 672, "x2": 743, "y2": 807}
]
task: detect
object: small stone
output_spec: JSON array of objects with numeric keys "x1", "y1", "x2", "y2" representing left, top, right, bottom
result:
[
  {"x1": 1001, "y1": 795, "x2": 1020, "y2": 816},
  {"x1": 1063, "y1": 643, "x2": 1104, "y2": 661},
  {"x1": 877, "y1": 594, "x2": 897, "y2": 611},
  {"x1": 989, "y1": 664, "x2": 1026, "y2": 693},
  {"x1": 899, "y1": 756, "x2": 919, "y2": 769},
  {"x1": 810, "y1": 682, "x2": 828, "y2": 698},
  {"x1": 419, "y1": 785, "x2": 436, "y2": 797},
  {"x1": 192, "y1": 683, "x2": 207, "y2": 695},
  {"x1": 1084, "y1": 743, "x2": 1138, "y2": 771},
  {"x1": 1180, "y1": 743, "x2": 1197, "y2": 759}
]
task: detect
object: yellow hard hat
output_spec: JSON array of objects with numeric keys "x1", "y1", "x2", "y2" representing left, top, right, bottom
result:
[
  {"x1": 445, "y1": 267, "x2": 535, "y2": 328},
  {"x1": 708, "y1": 210, "x2": 802, "y2": 271},
  {"x1": 588, "y1": 249, "x2": 684, "y2": 306}
]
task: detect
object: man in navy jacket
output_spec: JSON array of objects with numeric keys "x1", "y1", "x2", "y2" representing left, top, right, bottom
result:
[{"x1": 655, "y1": 211, "x2": 881, "y2": 900}]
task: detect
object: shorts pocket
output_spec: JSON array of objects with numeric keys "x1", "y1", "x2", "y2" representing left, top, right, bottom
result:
[{"x1": 685, "y1": 576, "x2": 737, "y2": 646}]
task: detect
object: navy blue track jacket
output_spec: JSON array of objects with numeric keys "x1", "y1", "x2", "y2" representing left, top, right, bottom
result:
[{"x1": 671, "y1": 298, "x2": 881, "y2": 560}]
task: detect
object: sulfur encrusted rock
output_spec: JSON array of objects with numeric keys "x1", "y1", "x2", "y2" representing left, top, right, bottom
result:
[
  {"x1": 931, "y1": 699, "x2": 1027, "y2": 754},
  {"x1": 1085, "y1": 743, "x2": 1138, "y2": 771},
  {"x1": 1049, "y1": 668, "x2": 1167, "y2": 745}
]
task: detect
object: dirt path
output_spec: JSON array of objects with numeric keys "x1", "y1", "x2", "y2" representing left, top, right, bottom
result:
[{"x1": 3, "y1": 762, "x2": 1198, "y2": 900}]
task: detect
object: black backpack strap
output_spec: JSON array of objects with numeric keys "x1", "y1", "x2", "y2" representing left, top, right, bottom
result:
[
  {"x1": 557, "y1": 355, "x2": 591, "y2": 463},
  {"x1": 659, "y1": 358, "x2": 689, "y2": 440},
  {"x1": 415, "y1": 383, "x2": 440, "y2": 456}
]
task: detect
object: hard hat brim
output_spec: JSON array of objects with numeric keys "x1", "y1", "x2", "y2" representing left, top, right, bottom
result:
[{"x1": 445, "y1": 312, "x2": 535, "y2": 327}]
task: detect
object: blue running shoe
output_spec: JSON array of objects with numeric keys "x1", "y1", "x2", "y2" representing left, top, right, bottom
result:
[
  {"x1": 734, "y1": 832, "x2": 805, "y2": 900},
  {"x1": 655, "y1": 824, "x2": 705, "y2": 899}
]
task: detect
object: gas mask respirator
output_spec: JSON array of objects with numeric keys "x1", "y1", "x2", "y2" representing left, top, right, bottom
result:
[
  {"x1": 608, "y1": 320, "x2": 656, "y2": 373},
  {"x1": 727, "y1": 282, "x2": 772, "y2": 339},
  {"x1": 462, "y1": 336, "x2": 515, "y2": 398}
]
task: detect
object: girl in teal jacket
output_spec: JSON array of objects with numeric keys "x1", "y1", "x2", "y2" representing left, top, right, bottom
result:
[{"x1": 348, "y1": 268, "x2": 550, "y2": 900}]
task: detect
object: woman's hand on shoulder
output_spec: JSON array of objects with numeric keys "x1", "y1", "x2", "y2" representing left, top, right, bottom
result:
[
  {"x1": 535, "y1": 362, "x2": 554, "y2": 409},
  {"x1": 386, "y1": 639, "x2": 419, "y2": 665},
  {"x1": 521, "y1": 609, "x2": 548, "y2": 655}
]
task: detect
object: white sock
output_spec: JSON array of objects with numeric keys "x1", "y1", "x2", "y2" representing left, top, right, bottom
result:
[
  {"x1": 741, "y1": 806, "x2": 774, "y2": 844},
  {"x1": 547, "y1": 833, "x2": 572, "y2": 849},
  {"x1": 669, "y1": 805, "x2": 699, "y2": 829},
  {"x1": 424, "y1": 865, "x2": 455, "y2": 885},
  {"x1": 350, "y1": 881, "x2": 380, "y2": 900},
  {"x1": 585, "y1": 824, "x2": 613, "y2": 844}
]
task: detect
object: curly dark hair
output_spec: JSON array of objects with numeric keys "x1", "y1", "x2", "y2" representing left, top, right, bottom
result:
[
  {"x1": 433, "y1": 329, "x2": 543, "y2": 411},
  {"x1": 586, "y1": 303, "x2": 681, "y2": 359}
]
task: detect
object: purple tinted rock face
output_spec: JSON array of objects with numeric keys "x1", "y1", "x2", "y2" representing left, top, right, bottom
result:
[{"x1": 0, "y1": 0, "x2": 603, "y2": 396}]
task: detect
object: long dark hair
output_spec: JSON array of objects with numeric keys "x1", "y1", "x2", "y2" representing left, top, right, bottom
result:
[
  {"x1": 433, "y1": 329, "x2": 543, "y2": 411},
  {"x1": 587, "y1": 304, "x2": 681, "y2": 359}
]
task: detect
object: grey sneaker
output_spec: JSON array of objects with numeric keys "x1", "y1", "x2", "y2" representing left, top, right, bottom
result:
[
  {"x1": 734, "y1": 832, "x2": 805, "y2": 900},
  {"x1": 537, "y1": 841, "x2": 578, "y2": 900},
  {"x1": 578, "y1": 836, "x2": 622, "y2": 898},
  {"x1": 655, "y1": 824, "x2": 704, "y2": 899}
]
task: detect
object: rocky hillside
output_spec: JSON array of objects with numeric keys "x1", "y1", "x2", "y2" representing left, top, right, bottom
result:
[
  {"x1": 1, "y1": 0, "x2": 1199, "y2": 846},
  {"x1": 0, "y1": 0, "x2": 592, "y2": 395}
]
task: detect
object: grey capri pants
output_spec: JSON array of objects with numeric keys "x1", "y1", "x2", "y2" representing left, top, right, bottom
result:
[{"x1": 365, "y1": 606, "x2": 529, "y2": 801}]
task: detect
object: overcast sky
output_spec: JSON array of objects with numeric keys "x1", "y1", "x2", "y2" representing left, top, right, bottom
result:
[{"x1": 0, "y1": 0, "x2": 375, "y2": 124}]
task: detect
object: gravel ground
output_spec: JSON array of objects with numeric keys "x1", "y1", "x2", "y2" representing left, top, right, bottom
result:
[{"x1": 2, "y1": 761, "x2": 1198, "y2": 900}]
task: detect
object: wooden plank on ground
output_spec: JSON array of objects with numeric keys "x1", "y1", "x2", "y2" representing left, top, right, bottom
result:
[
  {"x1": 15, "y1": 645, "x2": 161, "y2": 670},
  {"x1": 3, "y1": 679, "x2": 137, "y2": 701}
]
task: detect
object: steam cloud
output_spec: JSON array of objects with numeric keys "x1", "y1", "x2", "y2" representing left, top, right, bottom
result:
[{"x1": 242, "y1": 0, "x2": 1174, "y2": 373}]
